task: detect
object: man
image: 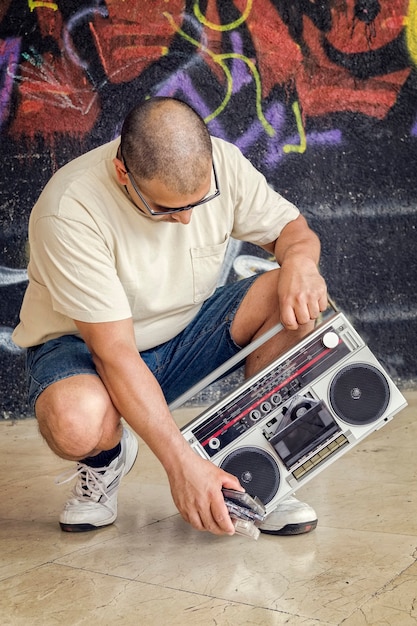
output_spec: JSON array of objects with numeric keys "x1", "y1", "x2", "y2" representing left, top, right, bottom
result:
[{"x1": 13, "y1": 97, "x2": 328, "y2": 536}]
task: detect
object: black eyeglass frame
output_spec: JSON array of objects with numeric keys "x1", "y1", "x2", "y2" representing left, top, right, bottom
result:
[{"x1": 120, "y1": 149, "x2": 220, "y2": 215}]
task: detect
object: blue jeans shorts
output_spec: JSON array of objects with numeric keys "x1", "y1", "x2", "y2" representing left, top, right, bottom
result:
[{"x1": 26, "y1": 275, "x2": 259, "y2": 411}]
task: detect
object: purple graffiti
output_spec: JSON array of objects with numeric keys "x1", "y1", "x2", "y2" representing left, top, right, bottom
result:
[
  {"x1": 235, "y1": 102, "x2": 286, "y2": 153},
  {"x1": 264, "y1": 129, "x2": 342, "y2": 169},
  {"x1": 229, "y1": 32, "x2": 253, "y2": 93},
  {"x1": 0, "y1": 38, "x2": 21, "y2": 126}
]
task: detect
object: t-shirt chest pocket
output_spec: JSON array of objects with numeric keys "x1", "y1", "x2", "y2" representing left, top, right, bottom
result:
[{"x1": 190, "y1": 239, "x2": 229, "y2": 303}]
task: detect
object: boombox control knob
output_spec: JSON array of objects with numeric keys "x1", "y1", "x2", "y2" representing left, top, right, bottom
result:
[{"x1": 322, "y1": 331, "x2": 339, "y2": 349}]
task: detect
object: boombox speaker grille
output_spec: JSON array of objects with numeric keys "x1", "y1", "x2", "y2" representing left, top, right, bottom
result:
[
  {"x1": 220, "y1": 447, "x2": 280, "y2": 504},
  {"x1": 329, "y1": 363, "x2": 390, "y2": 425}
]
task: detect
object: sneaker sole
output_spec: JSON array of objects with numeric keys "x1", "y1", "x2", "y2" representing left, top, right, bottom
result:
[
  {"x1": 260, "y1": 519, "x2": 318, "y2": 536},
  {"x1": 60, "y1": 430, "x2": 139, "y2": 533},
  {"x1": 59, "y1": 521, "x2": 113, "y2": 532}
]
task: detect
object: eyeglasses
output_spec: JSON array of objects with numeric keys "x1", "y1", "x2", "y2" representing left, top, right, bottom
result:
[{"x1": 120, "y1": 149, "x2": 220, "y2": 216}]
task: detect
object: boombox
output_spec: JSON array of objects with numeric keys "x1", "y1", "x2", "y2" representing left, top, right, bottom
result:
[{"x1": 179, "y1": 312, "x2": 407, "y2": 513}]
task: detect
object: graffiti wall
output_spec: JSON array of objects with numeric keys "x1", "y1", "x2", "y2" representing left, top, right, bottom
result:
[{"x1": 1, "y1": 0, "x2": 416, "y2": 418}]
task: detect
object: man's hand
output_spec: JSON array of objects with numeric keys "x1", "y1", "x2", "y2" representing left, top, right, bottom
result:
[
  {"x1": 271, "y1": 215, "x2": 328, "y2": 330},
  {"x1": 167, "y1": 446, "x2": 244, "y2": 535},
  {"x1": 278, "y1": 255, "x2": 328, "y2": 330}
]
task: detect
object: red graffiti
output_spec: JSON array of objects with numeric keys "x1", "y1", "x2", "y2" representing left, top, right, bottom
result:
[
  {"x1": 9, "y1": 7, "x2": 99, "y2": 139},
  {"x1": 232, "y1": 0, "x2": 410, "y2": 119},
  {"x1": 88, "y1": 1, "x2": 185, "y2": 84}
]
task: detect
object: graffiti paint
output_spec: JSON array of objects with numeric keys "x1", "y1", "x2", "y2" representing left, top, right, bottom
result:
[
  {"x1": 0, "y1": 38, "x2": 20, "y2": 126},
  {"x1": 0, "y1": 0, "x2": 416, "y2": 417},
  {"x1": 0, "y1": 266, "x2": 28, "y2": 286}
]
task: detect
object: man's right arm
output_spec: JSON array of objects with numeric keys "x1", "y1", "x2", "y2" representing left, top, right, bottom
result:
[{"x1": 74, "y1": 317, "x2": 242, "y2": 535}]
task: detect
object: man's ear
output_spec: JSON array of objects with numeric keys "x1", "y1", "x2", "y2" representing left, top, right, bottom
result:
[{"x1": 113, "y1": 157, "x2": 129, "y2": 185}]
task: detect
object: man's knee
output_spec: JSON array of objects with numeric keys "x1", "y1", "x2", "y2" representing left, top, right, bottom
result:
[
  {"x1": 231, "y1": 269, "x2": 280, "y2": 346},
  {"x1": 35, "y1": 375, "x2": 119, "y2": 460}
]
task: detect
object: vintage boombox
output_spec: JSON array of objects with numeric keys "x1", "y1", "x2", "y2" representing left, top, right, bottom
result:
[{"x1": 179, "y1": 312, "x2": 407, "y2": 514}]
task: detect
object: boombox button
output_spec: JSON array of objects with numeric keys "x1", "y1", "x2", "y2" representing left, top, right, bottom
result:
[
  {"x1": 322, "y1": 331, "x2": 339, "y2": 349},
  {"x1": 208, "y1": 437, "x2": 221, "y2": 450}
]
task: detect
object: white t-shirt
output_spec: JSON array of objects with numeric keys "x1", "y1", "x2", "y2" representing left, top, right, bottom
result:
[{"x1": 13, "y1": 137, "x2": 299, "y2": 350}]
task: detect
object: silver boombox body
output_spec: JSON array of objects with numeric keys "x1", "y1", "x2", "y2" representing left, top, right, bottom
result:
[{"x1": 180, "y1": 312, "x2": 407, "y2": 513}]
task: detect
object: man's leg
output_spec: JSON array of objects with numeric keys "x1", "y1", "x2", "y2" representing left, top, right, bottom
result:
[
  {"x1": 27, "y1": 337, "x2": 138, "y2": 532},
  {"x1": 231, "y1": 268, "x2": 315, "y2": 376},
  {"x1": 36, "y1": 374, "x2": 122, "y2": 461}
]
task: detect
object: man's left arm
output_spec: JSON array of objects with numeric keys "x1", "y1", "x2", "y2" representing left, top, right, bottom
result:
[{"x1": 263, "y1": 214, "x2": 328, "y2": 330}]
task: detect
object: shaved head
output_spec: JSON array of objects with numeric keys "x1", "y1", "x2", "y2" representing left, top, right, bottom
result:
[{"x1": 120, "y1": 98, "x2": 212, "y2": 195}]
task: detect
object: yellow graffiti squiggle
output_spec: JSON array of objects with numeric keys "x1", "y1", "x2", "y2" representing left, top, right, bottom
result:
[
  {"x1": 163, "y1": 12, "x2": 274, "y2": 136},
  {"x1": 28, "y1": 0, "x2": 58, "y2": 10},
  {"x1": 406, "y1": 0, "x2": 417, "y2": 66},
  {"x1": 283, "y1": 102, "x2": 306, "y2": 153},
  {"x1": 193, "y1": 0, "x2": 253, "y2": 32},
  {"x1": 208, "y1": 53, "x2": 271, "y2": 133}
]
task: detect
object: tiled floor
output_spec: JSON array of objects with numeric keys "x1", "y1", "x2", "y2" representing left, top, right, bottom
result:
[{"x1": 1, "y1": 392, "x2": 416, "y2": 625}]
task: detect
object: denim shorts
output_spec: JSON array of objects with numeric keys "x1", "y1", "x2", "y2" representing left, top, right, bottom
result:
[{"x1": 26, "y1": 275, "x2": 259, "y2": 411}]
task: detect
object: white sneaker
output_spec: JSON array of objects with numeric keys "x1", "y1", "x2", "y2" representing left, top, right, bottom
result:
[
  {"x1": 259, "y1": 496, "x2": 318, "y2": 535},
  {"x1": 57, "y1": 427, "x2": 138, "y2": 532}
]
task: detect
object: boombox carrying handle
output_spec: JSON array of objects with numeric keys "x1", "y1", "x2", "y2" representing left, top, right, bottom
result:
[{"x1": 169, "y1": 299, "x2": 338, "y2": 411}]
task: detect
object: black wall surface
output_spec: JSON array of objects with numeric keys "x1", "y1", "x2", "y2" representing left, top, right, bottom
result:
[{"x1": 1, "y1": 1, "x2": 416, "y2": 418}]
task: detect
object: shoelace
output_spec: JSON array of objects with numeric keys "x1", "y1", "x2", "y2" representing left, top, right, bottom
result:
[{"x1": 55, "y1": 462, "x2": 110, "y2": 503}]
